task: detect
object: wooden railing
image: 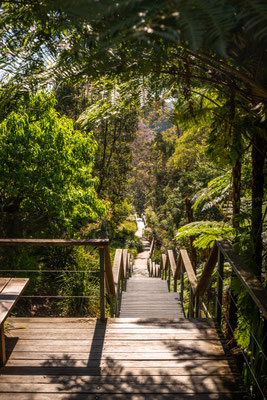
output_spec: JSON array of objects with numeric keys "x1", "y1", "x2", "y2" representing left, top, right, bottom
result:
[
  {"x1": 0, "y1": 239, "x2": 133, "y2": 320},
  {"x1": 148, "y1": 239, "x2": 267, "y2": 321},
  {"x1": 148, "y1": 238, "x2": 267, "y2": 398}
]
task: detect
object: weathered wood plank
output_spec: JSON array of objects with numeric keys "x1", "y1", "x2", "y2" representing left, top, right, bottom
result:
[
  {"x1": 0, "y1": 378, "x2": 240, "y2": 393},
  {"x1": 0, "y1": 279, "x2": 29, "y2": 324},
  {"x1": 5, "y1": 359, "x2": 233, "y2": 368},
  {"x1": 1, "y1": 358, "x2": 234, "y2": 370},
  {"x1": 7, "y1": 338, "x2": 223, "y2": 352},
  {"x1": 113, "y1": 249, "x2": 123, "y2": 295},
  {"x1": 161, "y1": 254, "x2": 167, "y2": 273},
  {"x1": 0, "y1": 239, "x2": 109, "y2": 247},
  {"x1": 7, "y1": 317, "x2": 216, "y2": 326},
  {"x1": 7, "y1": 326, "x2": 218, "y2": 334},
  {"x1": 0, "y1": 393, "x2": 246, "y2": 399},
  {"x1": 8, "y1": 332, "x2": 225, "y2": 341},
  {"x1": 7, "y1": 348, "x2": 226, "y2": 360},
  {"x1": 167, "y1": 250, "x2": 177, "y2": 277},
  {"x1": 195, "y1": 243, "x2": 218, "y2": 297},
  {"x1": 1, "y1": 365, "x2": 236, "y2": 379},
  {"x1": 0, "y1": 279, "x2": 10, "y2": 293},
  {"x1": 104, "y1": 246, "x2": 115, "y2": 297},
  {"x1": 180, "y1": 250, "x2": 198, "y2": 294},
  {"x1": 123, "y1": 249, "x2": 128, "y2": 280}
]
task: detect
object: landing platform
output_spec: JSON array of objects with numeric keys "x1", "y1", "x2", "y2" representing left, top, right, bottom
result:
[{"x1": 1, "y1": 317, "x2": 246, "y2": 399}]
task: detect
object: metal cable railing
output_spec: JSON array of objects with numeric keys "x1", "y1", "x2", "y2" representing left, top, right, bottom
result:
[{"x1": 148, "y1": 238, "x2": 267, "y2": 398}]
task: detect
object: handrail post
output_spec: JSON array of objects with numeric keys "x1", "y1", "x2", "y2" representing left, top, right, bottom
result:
[
  {"x1": 174, "y1": 276, "x2": 177, "y2": 292},
  {"x1": 168, "y1": 262, "x2": 171, "y2": 291},
  {"x1": 99, "y1": 247, "x2": 106, "y2": 320},
  {"x1": 195, "y1": 296, "x2": 200, "y2": 317},
  {"x1": 215, "y1": 249, "x2": 224, "y2": 327},
  {"x1": 115, "y1": 277, "x2": 121, "y2": 317},
  {"x1": 188, "y1": 289, "x2": 194, "y2": 318},
  {"x1": 181, "y1": 260, "x2": 184, "y2": 304}
]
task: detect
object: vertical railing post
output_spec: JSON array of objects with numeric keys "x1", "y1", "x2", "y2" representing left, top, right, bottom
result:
[
  {"x1": 168, "y1": 263, "x2": 171, "y2": 291},
  {"x1": 181, "y1": 261, "x2": 184, "y2": 304},
  {"x1": 174, "y1": 277, "x2": 177, "y2": 292},
  {"x1": 99, "y1": 247, "x2": 105, "y2": 320},
  {"x1": 195, "y1": 296, "x2": 200, "y2": 317},
  {"x1": 188, "y1": 289, "x2": 194, "y2": 318},
  {"x1": 115, "y1": 277, "x2": 121, "y2": 317},
  {"x1": 0, "y1": 327, "x2": 6, "y2": 366},
  {"x1": 215, "y1": 249, "x2": 224, "y2": 327},
  {"x1": 165, "y1": 263, "x2": 168, "y2": 280}
]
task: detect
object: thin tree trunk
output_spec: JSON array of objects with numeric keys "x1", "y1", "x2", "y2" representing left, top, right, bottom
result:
[
  {"x1": 185, "y1": 198, "x2": 197, "y2": 271},
  {"x1": 251, "y1": 130, "x2": 266, "y2": 279},
  {"x1": 232, "y1": 159, "x2": 241, "y2": 229},
  {"x1": 226, "y1": 159, "x2": 241, "y2": 340}
]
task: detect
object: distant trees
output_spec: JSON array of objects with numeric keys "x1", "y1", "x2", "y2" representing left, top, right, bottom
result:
[
  {"x1": 0, "y1": 91, "x2": 108, "y2": 239},
  {"x1": 0, "y1": 0, "x2": 266, "y2": 274}
]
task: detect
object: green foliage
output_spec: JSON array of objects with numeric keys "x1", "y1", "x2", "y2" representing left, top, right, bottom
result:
[
  {"x1": 167, "y1": 127, "x2": 207, "y2": 170},
  {"x1": 0, "y1": 90, "x2": 108, "y2": 237},
  {"x1": 58, "y1": 247, "x2": 100, "y2": 317},
  {"x1": 192, "y1": 172, "x2": 232, "y2": 216},
  {"x1": 77, "y1": 79, "x2": 139, "y2": 238},
  {"x1": 176, "y1": 221, "x2": 235, "y2": 249},
  {"x1": 0, "y1": 90, "x2": 109, "y2": 317}
]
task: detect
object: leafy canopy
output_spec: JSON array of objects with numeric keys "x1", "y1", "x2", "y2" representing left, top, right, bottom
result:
[{"x1": 0, "y1": 90, "x2": 108, "y2": 236}]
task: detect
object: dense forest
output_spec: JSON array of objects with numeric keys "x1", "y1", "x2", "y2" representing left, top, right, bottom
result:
[{"x1": 0, "y1": 1, "x2": 266, "y2": 397}]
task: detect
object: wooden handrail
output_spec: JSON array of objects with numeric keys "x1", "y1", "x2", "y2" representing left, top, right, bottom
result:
[
  {"x1": 0, "y1": 239, "x2": 109, "y2": 247},
  {"x1": 148, "y1": 259, "x2": 152, "y2": 276},
  {"x1": 111, "y1": 248, "x2": 132, "y2": 316},
  {"x1": 180, "y1": 250, "x2": 198, "y2": 294},
  {"x1": 122, "y1": 249, "x2": 128, "y2": 280},
  {"x1": 161, "y1": 254, "x2": 167, "y2": 272},
  {"x1": 112, "y1": 249, "x2": 123, "y2": 297},
  {"x1": 172, "y1": 239, "x2": 267, "y2": 320},
  {"x1": 0, "y1": 237, "x2": 133, "y2": 319},
  {"x1": 217, "y1": 239, "x2": 267, "y2": 319},
  {"x1": 195, "y1": 243, "x2": 218, "y2": 297},
  {"x1": 149, "y1": 237, "x2": 155, "y2": 256},
  {"x1": 167, "y1": 250, "x2": 177, "y2": 277},
  {"x1": 147, "y1": 235, "x2": 266, "y2": 321},
  {"x1": 104, "y1": 246, "x2": 115, "y2": 297}
]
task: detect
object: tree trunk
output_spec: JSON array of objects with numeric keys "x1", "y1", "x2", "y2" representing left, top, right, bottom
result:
[
  {"x1": 226, "y1": 160, "x2": 241, "y2": 340},
  {"x1": 185, "y1": 198, "x2": 197, "y2": 271},
  {"x1": 251, "y1": 130, "x2": 266, "y2": 279},
  {"x1": 232, "y1": 160, "x2": 241, "y2": 229}
]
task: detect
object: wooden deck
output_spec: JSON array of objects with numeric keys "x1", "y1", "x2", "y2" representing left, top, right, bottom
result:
[{"x1": 1, "y1": 317, "x2": 247, "y2": 399}]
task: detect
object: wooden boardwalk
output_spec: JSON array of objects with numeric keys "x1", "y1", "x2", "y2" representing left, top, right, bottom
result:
[
  {"x1": 0, "y1": 237, "x2": 247, "y2": 399},
  {"x1": 120, "y1": 238, "x2": 184, "y2": 318},
  {"x1": 2, "y1": 317, "x2": 246, "y2": 399}
]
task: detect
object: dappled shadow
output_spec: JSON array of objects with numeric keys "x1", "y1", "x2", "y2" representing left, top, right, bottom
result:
[
  {"x1": 0, "y1": 317, "x2": 249, "y2": 399},
  {"x1": 5, "y1": 336, "x2": 18, "y2": 363}
]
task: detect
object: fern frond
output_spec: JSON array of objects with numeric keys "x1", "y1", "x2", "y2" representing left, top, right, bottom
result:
[
  {"x1": 192, "y1": 172, "x2": 231, "y2": 215},
  {"x1": 176, "y1": 220, "x2": 235, "y2": 249}
]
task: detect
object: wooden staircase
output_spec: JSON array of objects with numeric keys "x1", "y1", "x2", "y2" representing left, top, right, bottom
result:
[
  {"x1": 0, "y1": 227, "x2": 266, "y2": 398},
  {"x1": 120, "y1": 279, "x2": 184, "y2": 318}
]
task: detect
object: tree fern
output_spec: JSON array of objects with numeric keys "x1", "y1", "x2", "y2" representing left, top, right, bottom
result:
[
  {"x1": 192, "y1": 172, "x2": 231, "y2": 216},
  {"x1": 176, "y1": 220, "x2": 235, "y2": 249}
]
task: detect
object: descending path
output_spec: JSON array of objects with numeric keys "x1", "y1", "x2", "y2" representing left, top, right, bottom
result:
[
  {"x1": 2, "y1": 317, "x2": 245, "y2": 399},
  {"x1": 0, "y1": 218, "x2": 247, "y2": 399},
  {"x1": 120, "y1": 221, "x2": 184, "y2": 318}
]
